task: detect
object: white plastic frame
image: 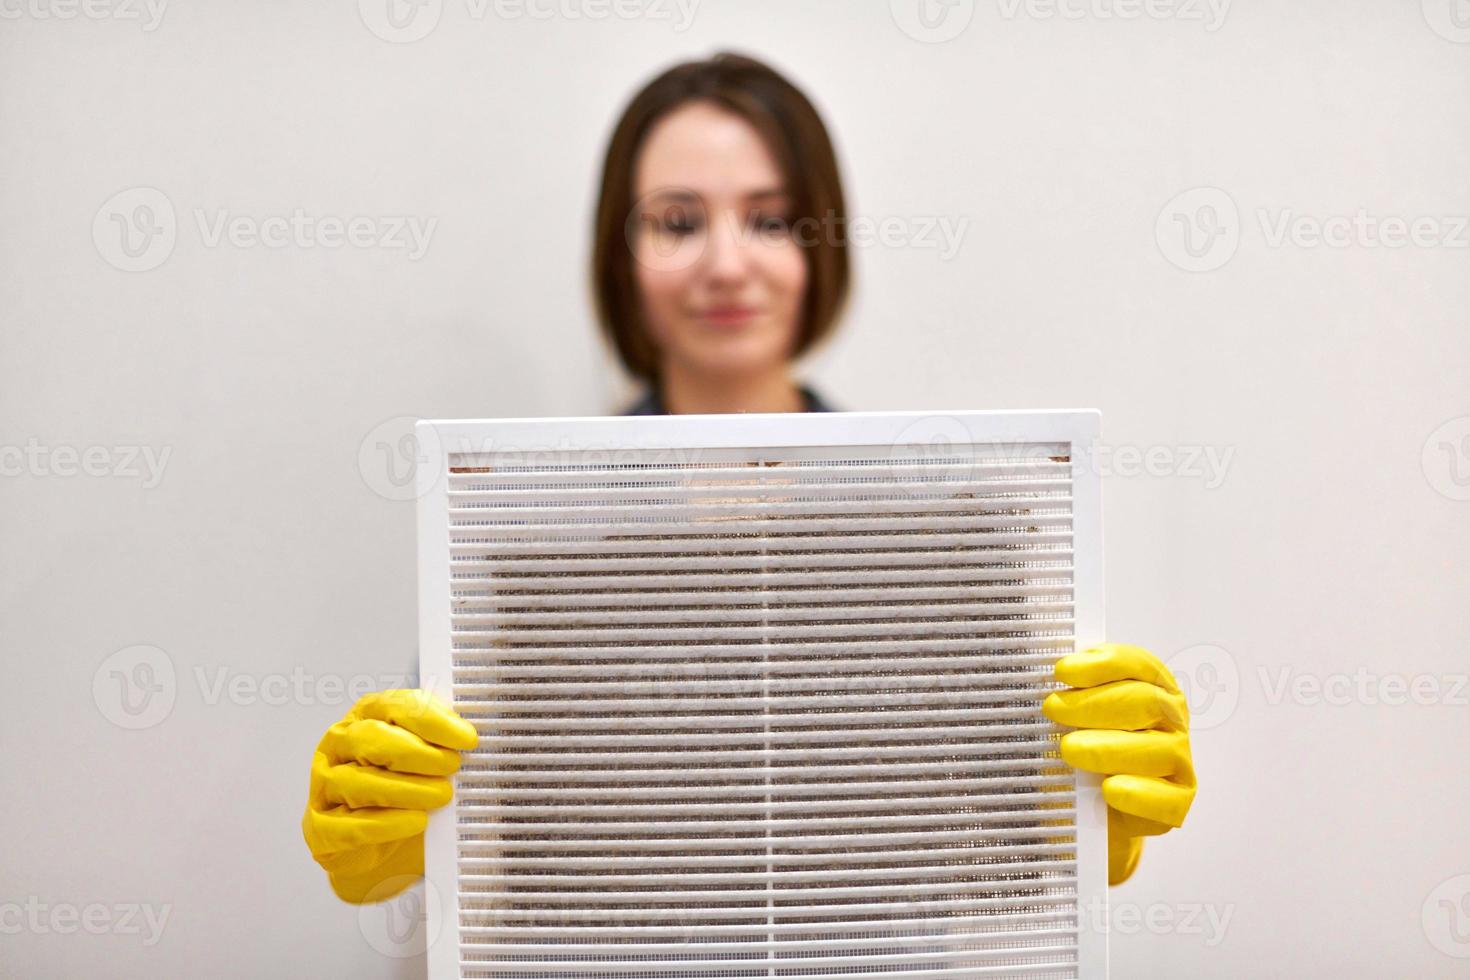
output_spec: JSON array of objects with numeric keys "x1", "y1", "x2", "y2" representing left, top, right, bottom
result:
[{"x1": 416, "y1": 408, "x2": 1108, "y2": 979}]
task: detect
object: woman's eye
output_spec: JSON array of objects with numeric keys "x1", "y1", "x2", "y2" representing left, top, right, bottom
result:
[
  {"x1": 655, "y1": 207, "x2": 701, "y2": 235},
  {"x1": 754, "y1": 213, "x2": 791, "y2": 233}
]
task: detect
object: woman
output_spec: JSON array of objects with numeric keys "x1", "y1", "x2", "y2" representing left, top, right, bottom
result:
[{"x1": 302, "y1": 51, "x2": 1196, "y2": 905}]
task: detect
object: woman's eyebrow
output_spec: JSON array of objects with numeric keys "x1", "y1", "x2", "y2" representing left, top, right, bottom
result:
[{"x1": 746, "y1": 188, "x2": 790, "y2": 201}]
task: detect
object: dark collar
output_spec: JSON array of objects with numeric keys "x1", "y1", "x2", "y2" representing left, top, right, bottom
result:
[{"x1": 621, "y1": 383, "x2": 836, "y2": 416}]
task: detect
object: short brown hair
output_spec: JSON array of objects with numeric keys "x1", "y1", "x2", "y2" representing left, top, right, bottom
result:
[{"x1": 591, "y1": 51, "x2": 851, "y2": 388}]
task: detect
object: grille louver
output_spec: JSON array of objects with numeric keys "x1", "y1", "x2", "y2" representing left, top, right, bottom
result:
[{"x1": 417, "y1": 411, "x2": 1107, "y2": 980}]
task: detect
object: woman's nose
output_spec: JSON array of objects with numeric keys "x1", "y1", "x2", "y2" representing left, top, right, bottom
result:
[{"x1": 700, "y1": 208, "x2": 754, "y2": 282}]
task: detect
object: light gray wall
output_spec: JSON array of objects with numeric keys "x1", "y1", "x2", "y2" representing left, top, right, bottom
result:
[{"x1": 2, "y1": 1, "x2": 1468, "y2": 977}]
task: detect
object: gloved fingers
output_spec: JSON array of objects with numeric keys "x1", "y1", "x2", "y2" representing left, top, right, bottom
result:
[
  {"x1": 1108, "y1": 807, "x2": 1178, "y2": 839},
  {"x1": 304, "y1": 801, "x2": 429, "y2": 854},
  {"x1": 327, "y1": 837, "x2": 425, "y2": 905},
  {"x1": 319, "y1": 759, "x2": 455, "y2": 811},
  {"x1": 348, "y1": 689, "x2": 479, "y2": 752},
  {"x1": 321, "y1": 717, "x2": 466, "y2": 776},
  {"x1": 1055, "y1": 644, "x2": 1181, "y2": 695},
  {"x1": 1101, "y1": 773, "x2": 1196, "y2": 828},
  {"x1": 1057, "y1": 728, "x2": 1188, "y2": 779},
  {"x1": 1042, "y1": 680, "x2": 1189, "y2": 732}
]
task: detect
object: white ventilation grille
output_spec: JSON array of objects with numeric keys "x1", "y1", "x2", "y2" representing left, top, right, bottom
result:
[{"x1": 418, "y1": 411, "x2": 1107, "y2": 980}]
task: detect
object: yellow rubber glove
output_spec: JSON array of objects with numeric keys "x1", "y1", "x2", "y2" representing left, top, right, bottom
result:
[
  {"x1": 301, "y1": 689, "x2": 478, "y2": 904},
  {"x1": 1041, "y1": 643, "x2": 1196, "y2": 885}
]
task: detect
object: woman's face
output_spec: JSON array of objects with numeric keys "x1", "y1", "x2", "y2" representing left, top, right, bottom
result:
[{"x1": 630, "y1": 100, "x2": 808, "y2": 381}]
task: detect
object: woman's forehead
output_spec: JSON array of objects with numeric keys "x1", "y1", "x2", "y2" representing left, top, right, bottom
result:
[{"x1": 634, "y1": 101, "x2": 787, "y2": 201}]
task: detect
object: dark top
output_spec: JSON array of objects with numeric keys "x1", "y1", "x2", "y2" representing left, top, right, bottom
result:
[{"x1": 620, "y1": 383, "x2": 837, "y2": 415}]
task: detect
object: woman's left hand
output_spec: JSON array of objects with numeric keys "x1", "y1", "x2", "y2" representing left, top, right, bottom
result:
[{"x1": 1041, "y1": 643, "x2": 1197, "y2": 885}]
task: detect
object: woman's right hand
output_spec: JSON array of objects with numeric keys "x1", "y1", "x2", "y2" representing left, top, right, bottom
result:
[{"x1": 301, "y1": 689, "x2": 479, "y2": 904}]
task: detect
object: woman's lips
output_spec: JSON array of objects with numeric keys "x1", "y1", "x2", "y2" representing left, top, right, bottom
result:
[{"x1": 700, "y1": 306, "x2": 758, "y2": 327}]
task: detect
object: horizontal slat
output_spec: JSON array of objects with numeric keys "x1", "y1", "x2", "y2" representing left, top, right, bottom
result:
[
  {"x1": 458, "y1": 890, "x2": 1078, "y2": 923},
  {"x1": 454, "y1": 620, "x2": 1074, "y2": 648},
  {"x1": 447, "y1": 456, "x2": 1071, "y2": 482},
  {"x1": 453, "y1": 582, "x2": 1071, "y2": 610},
  {"x1": 451, "y1": 566, "x2": 1071, "y2": 591},
  {"x1": 451, "y1": 530, "x2": 1073, "y2": 558},
  {"x1": 461, "y1": 806, "x2": 1075, "y2": 838},
  {"x1": 461, "y1": 923, "x2": 1076, "y2": 953},
  {"x1": 456, "y1": 874, "x2": 1078, "y2": 906},
  {"x1": 461, "y1": 910, "x2": 1075, "y2": 940},
  {"x1": 462, "y1": 757, "x2": 1057, "y2": 785},
  {"x1": 466, "y1": 824, "x2": 1069, "y2": 853},
  {"x1": 463, "y1": 654, "x2": 1061, "y2": 682},
  {"x1": 454, "y1": 688, "x2": 1054, "y2": 714},
  {"x1": 461, "y1": 705, "x2": 1052, "y2": 730},
  {"x1": 446, "y1": 478, "x2": 1070, "y2": 505},
  {"x1": 456, "y1": 668, "x2": 1055, "y2": 697},
  {"x1": 457, "y1": 773, "x2": 1070, "y2": 800},
  {"x1": 452, "y1": 512, "x2": 1070, "y2": 538},
  {"x1": 460, "y1": 842, "x2": 1075, "y2": 870},
  {"x1": 454, "y1": 636, "x2": 1071, "y2": 662},
  {"x1": 452, "y1": 548, "x2": 1070, "y2": 574},
  {"x1": 458, "y1": 855, "x2": 1075, "y2": 887},
  {"x1": 453, "y1": 601, "x2": 1073, "y2": 631},
  {"x1": 459, "y1": 791, "x2": 1074, "y2": 820},
  {"x1": 480, "y1": 739, "x2": 1055, "y2": 764}
]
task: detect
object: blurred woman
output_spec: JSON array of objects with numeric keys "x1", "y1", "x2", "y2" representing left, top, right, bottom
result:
[{"x1": 302, "y1": 51, "x2": 1196, "y2": 905}]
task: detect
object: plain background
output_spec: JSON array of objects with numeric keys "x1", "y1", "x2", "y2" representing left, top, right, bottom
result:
[{"x1": 3, "y1": 0, "x2": 1469, "y2": 976}]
